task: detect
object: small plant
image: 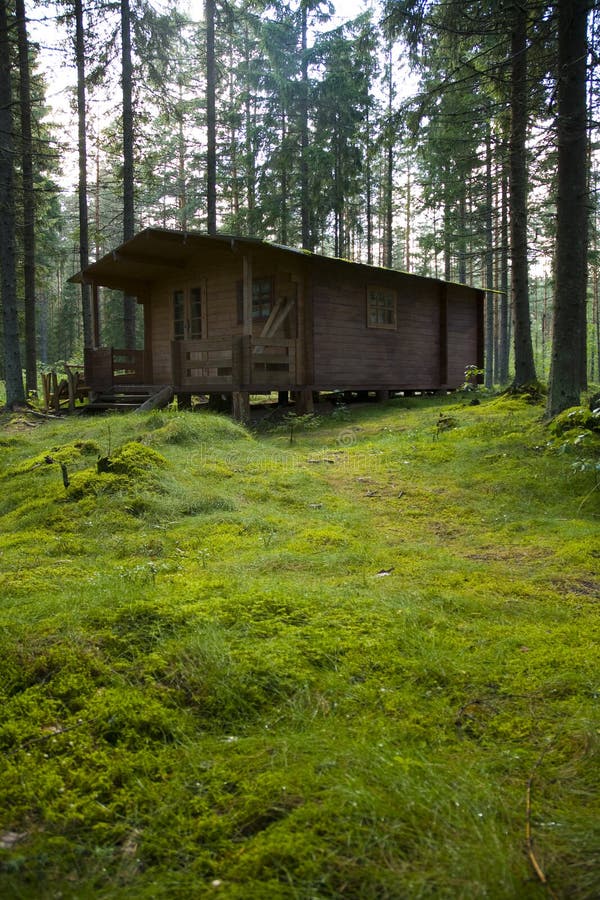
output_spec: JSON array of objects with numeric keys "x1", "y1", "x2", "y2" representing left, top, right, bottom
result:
[
  {"x1": 330, "y1": 403, "x2": 351, "y2": 423},
  {"x1": 199, "y1": 547, "x2": 211, "y2": 569},
  {"x1": 276, "y1": 412, "x2": 321, "y2": 445},
  {"x1": 461, "y1": 364, "x2": 484, "y2": 392},
  {"x1": 259, "y1": 528, "x2": 277, "y2": 549}
]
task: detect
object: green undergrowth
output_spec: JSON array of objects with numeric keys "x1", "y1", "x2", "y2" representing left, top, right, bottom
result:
[{"x1": 0, "y1": 396, "x2": 598, "y2": 899}]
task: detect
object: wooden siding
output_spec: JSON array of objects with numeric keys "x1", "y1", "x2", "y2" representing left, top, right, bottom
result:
[
  {"x1": 148, "y1": 247, "x2": 305, "y2": 390},
  {"x1": 79, "y1": 231, "x2": 483, "y2": 395},
  {"x1": 312, "y1": 270, "x2": 445, "y2": 389},
  {"x1": 445, "y1": 285, "x2": 482, "y2": 387}
]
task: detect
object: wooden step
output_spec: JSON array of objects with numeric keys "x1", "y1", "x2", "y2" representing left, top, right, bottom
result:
[{"x1": 85, "y1": 385, "x2": 172, "y2": 414}]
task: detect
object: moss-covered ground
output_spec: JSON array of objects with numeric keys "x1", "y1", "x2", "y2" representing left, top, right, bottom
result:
[{"x1": 0, "y1": 394, "x2": 598, "y2": 899}]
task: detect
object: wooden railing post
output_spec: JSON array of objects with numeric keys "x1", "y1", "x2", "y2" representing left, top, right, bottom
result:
[
  {"x1": 233, "y1": 334, "x2": 251, "y2": 387},
  {"x1": 232, "y1": 334, "x2": 251, "y2": 424}
]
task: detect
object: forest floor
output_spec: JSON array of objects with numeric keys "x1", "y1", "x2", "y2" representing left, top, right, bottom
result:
[{"x1": 0, "y1": 392, "x2": 598, "y2": 899}]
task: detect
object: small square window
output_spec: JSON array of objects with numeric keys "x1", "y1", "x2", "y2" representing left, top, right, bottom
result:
[{"x1": 367, "y1": 286, "x2": 396, "y2": 329}]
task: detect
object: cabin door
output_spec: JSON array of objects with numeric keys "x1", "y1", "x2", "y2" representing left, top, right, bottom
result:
[{"x1": 172, "y1": 284, "x2": 207, "y2": 341}]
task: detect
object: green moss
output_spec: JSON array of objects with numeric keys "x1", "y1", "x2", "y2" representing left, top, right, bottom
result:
[
  {"x1": 550, "y1": 405, "x2": 600, "y2": 436},
  {"x1": 0, "y1": 401, "x2": 598, "y2": 898}
]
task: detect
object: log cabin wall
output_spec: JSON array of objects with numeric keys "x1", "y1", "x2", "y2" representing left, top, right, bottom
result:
[
  {"x1": 146, "y1": 244, "x2": 306, "y2": 387},
  {"x1": 72, "y1": 230, "x2": 483, "y2": 395},
  {"x1": 311, "y1": 266, "x2": 435, "y2": 390},
  {"x1": 445, "y1": 284, "x2": 484, "y2": 387},
  {"x1": 310, "y1": 262, "x2": 482, "y2": 391}
]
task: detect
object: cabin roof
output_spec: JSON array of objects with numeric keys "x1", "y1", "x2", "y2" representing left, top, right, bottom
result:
[{"x1": 69, "y1": 227, "x2": 482, "y2": 295}]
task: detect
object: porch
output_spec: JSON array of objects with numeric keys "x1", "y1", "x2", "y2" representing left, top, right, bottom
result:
[{"x1": 84, "y1": 335, "x2": 298, "y2": 395}]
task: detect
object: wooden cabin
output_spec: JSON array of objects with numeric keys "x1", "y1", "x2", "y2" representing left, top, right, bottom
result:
[{"x1": 71, "y1": 228, "x2": 484, "y2": 418}]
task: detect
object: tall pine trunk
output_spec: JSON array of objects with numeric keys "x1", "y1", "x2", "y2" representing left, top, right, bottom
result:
[
  {"x1": 75, "y1": 0, "x2": 93, "y2": 348},
  {"x1": 121, "y1": 0, "x2": 136, "y2": 348},
  {"x1": 509, "y1": 1, "x2": 537, "y2": 387},
  {"x1": 484, "y1": 127, "x2": 495, "y2": 387},
  {"x1": 16, "y1": 0, "x2": 36, "y2": 394},
  {"x1": 498, "y1": 159, "x2": 510, "y2": 384},
  {"x1": 405, "y1": 160, "x2": 411, "y2": 272},
  {"x1": 365, "y1": 107, "x2": 373, "y2": 265},
  {"x1": 383, "y1": 44, "x2": 394, "y2": 268},
  {"x1": 205, "y1": 0, "x2": 217, "y2": 234},
  {"x1": 280, "y1": 106, "x2": 289, "y2": 246},
  {"x1": 300, "y1": 5, "x2": 311, "y2": 250},
  {"x1": 0, "y1": 0, "x2": 25, "y2": 408},
  {"x1": 547, "y1": 0, "x2": 589, "y2": 416}
]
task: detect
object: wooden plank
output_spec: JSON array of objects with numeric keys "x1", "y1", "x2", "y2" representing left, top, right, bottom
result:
[
  {"x1": 252, "y1": 354, "x2": 290, "y2": 366},
  {"x1": 143, "y1": 299, "x2": 154, "y2": 384},
  {"x1": 134, "y1": 385, "x2": 174, "y2": 413},
  {"x1": 92, "y1": 283, "x2": 100, "y2": 348},
  {"x1": 439, "y1": 283, "x2": 448, "y2": 385},
  {"x1": 179, "y1": 337, "x2": 232, "y2": 352},
  {"x1": 252, "y1": 336, "x2": 294, "y2": 349},
  {"x1": 259, "y1": 295, "x2": 295, "y2": 340},
  {"x1": 242, "y1": 254, "x2": 252, "y2": 336}
]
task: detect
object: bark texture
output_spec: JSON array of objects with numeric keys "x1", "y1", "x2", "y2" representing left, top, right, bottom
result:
[
  {"x1": 547, "y1": 0, "x2": 590, "y2": 416},
  {"x1": 510, "y1": 1, "x2": 537, "y2": 387},
  {"x1": 0, "y1": 0, "x2": 25, "y2": 407}
]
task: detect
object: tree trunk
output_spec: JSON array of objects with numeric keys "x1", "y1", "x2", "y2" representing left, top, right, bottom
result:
[
  {"x1": 457, "y1": 191, "x2": 467, "y2": 285},
  {"x1": 484, "y1": 127, "x2": 494, "y2": 388},
  {"x1": 75, "y1": 0, "x2": 93, "y2": 349},
  {"x1": 498, "y1": 159, "x2": 510, "y2": 384},
  {"x1": 178, "y1": 112, "x2": 187, "y2": 230},
  {"x1": 0, "y1": 0, "x2": 25, "y2": 407},
  {"x1": 300, "y1": 5, "x2": 311, "y2": 250},
  {"x1": 365, "y1": 106, "x2": 373, "y2": 265},
  {"x1": 121, "y1": 0, "x2": 136, "y2": 348},
  {"x1": 547, "y1": 0, "x2": 590, "y2": 416},
  {"x1": 15, "y1": 0, "x2": 36, "y2": 394},
  {"x1": 280, "y1": 107, "x2": 288, "y2": 245},
  {"x1": 405, "y1": 160, "x2": 411, "y2": 272},
  {"x1": 205, "y1": 0, "x2": 217, "y2": 234},
  {"x1": 510, "y1": 1, "x2": 537, "y2": 387},
  {"x1": 443, "y1": 189, "x2": 451, "y2": 281}
]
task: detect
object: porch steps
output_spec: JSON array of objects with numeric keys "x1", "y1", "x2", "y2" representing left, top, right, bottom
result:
[{"x1": 85, "y1": 385, "x2": 172, "y2": 414}]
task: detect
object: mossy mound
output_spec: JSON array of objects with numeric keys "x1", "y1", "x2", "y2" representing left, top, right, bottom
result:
[
  {"x1": 502, "y1": 381, "x2": 547, "y2": 404},
  {"x1": 96, "y1": 441, "x2": 167, "y2": 477},
  {"x1": 550, "y1": 405, "x2": 600, "y2": 437},
  {"x1": 6, "y1": 440, "x2": 101, "y2": 477},
  {"x1": 142, "y1": 410, "x2": 251, "y2": 446}
]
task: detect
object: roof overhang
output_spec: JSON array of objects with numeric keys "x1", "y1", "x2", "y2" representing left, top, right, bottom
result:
[
  {"x1": 69, "y1": 229, "x2": 258, "y2": 292},
  {"x1": 69, "y1": 227, "x2": 483, "y2": 298}
]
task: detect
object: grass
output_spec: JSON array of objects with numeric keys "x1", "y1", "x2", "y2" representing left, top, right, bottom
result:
[{"x1": 0, "y1": 395, "x2": 598, "y2": 898}]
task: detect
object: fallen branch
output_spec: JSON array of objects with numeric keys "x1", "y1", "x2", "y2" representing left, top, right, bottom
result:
[
  {"x1": 525, "y1": 749, "x2": 559, "y2": 899},
  {"x1": 20, "y1": 409, "x2": 63, "y2": 420}
]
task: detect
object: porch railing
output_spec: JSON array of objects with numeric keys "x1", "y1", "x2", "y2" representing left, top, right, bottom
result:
[
  {"x1": 84, "y1": 347, "x2": 145, "y2": 388},
  {"x1": 85, "y1": 338, "x2": 297, "y2": 393},
  {"x1": 172, "y1": 335, "x2": 297, "y2": 390}
]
